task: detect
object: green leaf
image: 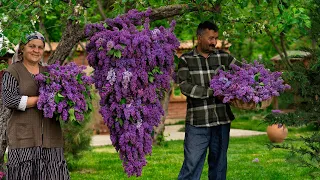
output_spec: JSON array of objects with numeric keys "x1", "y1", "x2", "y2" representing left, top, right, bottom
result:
[
  {"x1": 68, "y1": 108, "x2": 76, "y2": 122},
  {"x1": 31, "y1": 8, "x2": 39, "y2": 15},
  {"x1": 76, "y1": 74, "x2": 83, "y2": 84},
  {"x1": 46, "y1": 78, "x2": 51, "y2": 84},
  {"x1": 149, "y1": 76, "x2": 154, "y2": 83},
  {"x1": 0, "y1": 48, "x2": 8, "y2": 57},
  {"x1": 67, "y1": 100, "x2": 75, "y2": 107},
  {"x1": 116, "y1": 118, "x2": 123, "y2": 126},
  {"x1": 129, "y1": 116, "x2": 134, "y2": 123},
  {"x1": 57, "y1": 93, "x2": 64, "y2": 98},
  {"x1": 43, "y1": 72, "x2": 50, "y2": 76},
  {"x1": 259, "y1": 82, "x2": 265, "y2": 86},
  {"x1": 107, "y1": 49, "x2": 115, "y2": 56},
  {"x1": 54, "y1": 93, "x2": 64, "y2": 103},
  {"x1": 114, "y1": 50, "x2": 122, "y2": 58},
  {"x1": 304, "y1": 20, "x2": 311, "y2": 28},
  {"x1": 103, "y1": 23, "x2": 108, "y2": 29},
  {"x1": 67, "y1": 15, "x2": 76, "y2": 21},
  {"x1": 120, "y1": 98, "x2": 126, "y2": 105},
  {"x1": 254, "y1": 73, "x2": 261, "y2": 82},
  {"x1": 98, "y1": 46, "x2": 104, "y2": 51},
  {"x1": 87, "y1": 102, "x2": 93, "y2": 111},
  {"x1": 52, "y1": 0, "x2": 60, "y2": 6}
]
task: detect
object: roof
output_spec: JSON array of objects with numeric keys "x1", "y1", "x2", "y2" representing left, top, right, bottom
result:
[
  {"x1": 178, "y1": 40, "x2": 231, "y2": 50},
  {"x1": 44, "y1": 40, "x2": 232, "y2": 52},
  {"x1": 44, "y1": 42, "x2": 86, "y2": 52},
  {"x1": 271, "y1": 50, "x2": 312, "y2": 61}
]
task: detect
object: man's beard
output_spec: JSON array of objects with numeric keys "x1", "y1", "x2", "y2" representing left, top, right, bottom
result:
[{"x1": 202, "y1": 45, "x2": 216, "y2": 53}]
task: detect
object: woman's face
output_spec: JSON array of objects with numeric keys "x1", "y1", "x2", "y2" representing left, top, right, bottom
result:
[{"x1": 22, "y1": 39, "x2": 44, "y2": 64}]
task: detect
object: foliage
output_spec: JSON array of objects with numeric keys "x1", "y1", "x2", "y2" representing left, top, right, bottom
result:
[
  {"x1": 0, "y1": 0, "x2": 314, "y2": 62},
  {"x1": 264, "y1": 48, "x2": 320, "y2": 175},
  {"x1": 61, "y1": 110, "x2": 93, "y2": 171},
  {"x1": 0, "y1": 61, "x2": 8, "y2": 71}
]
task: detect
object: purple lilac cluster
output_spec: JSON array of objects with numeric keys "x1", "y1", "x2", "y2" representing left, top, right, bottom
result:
[
  {"x1": 85, "y1": 9, "x2": 179, "y2": 177},
  {"x1": 35, "y1": 62, "x2": 93, "y2": 123},
  {"x1": 210, "y1": 61, "x2": 291, "y2": 103}
]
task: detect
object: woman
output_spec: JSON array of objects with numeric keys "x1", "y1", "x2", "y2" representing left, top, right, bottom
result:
[{"x1": 1, "y1": 32, "x2": 70, "y2": 180}]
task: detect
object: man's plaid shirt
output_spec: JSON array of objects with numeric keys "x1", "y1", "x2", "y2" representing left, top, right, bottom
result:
[{"x1": 177, "y1": 48, "x2": 241, "y2": 127}]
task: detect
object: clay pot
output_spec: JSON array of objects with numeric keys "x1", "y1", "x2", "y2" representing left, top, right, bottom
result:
[{"x1": 267, "y1": 124, "x2": 288, "y2": 143}]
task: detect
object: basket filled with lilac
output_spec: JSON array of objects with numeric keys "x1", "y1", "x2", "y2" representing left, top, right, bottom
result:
[
  {"x1": 210, "y1": 61, "x2": 291, "y2": 110},
  {"x1": 35, "y1": 62, "x2": 93, "y2": 123}
]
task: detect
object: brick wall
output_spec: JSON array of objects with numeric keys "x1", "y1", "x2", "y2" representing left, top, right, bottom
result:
[{"x1": 167, "y1": 101, "x2": 187, "y2": 119}]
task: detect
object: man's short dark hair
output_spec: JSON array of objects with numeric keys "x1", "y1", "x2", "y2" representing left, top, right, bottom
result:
[{"x1": 196, "y1": 21, "x2": 219, "y2": 36}]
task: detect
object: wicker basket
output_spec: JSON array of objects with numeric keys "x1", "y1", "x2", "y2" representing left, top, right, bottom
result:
[{"x1": 230, "y1": 98, "x2": 273, "y2": 110}]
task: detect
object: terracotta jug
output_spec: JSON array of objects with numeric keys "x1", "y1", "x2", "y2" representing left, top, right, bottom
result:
[{"x1": 267, "y1": 124, "x2": 288, "y2": 143}]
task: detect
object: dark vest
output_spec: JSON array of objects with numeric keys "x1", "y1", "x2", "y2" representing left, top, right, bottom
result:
[{"x1": 6, "y1": 62, "x2": 63, "y2": 149}]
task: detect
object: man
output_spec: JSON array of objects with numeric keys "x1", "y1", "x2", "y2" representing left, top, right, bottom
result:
[{"x1": 177, "y1": 21, "x2": 240, "y2": 180}]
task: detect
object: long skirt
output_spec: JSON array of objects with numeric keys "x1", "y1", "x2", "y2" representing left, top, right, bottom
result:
[{"x1": 6, "y1": 146, "x2": 70, "y2": 180}]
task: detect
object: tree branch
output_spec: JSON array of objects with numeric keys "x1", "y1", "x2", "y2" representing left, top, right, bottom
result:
[
  {"x1": 280, "y1": 31, "x2": 293, "y2": 68},
  {"x1": 149, "y1": 4, "x2": 221, "y2": 21},
  {"x1": 39, "y1": 16, "x2": 53, "y2": 53},
  {"x1": 48, "y1": 3, "x2": 221, "y2": 64},
  {"x1": 265, "y1": 27, "x2": 284, "y2": 59},
  {"x1": 96, "y1": 0, "x2": 107, "y2": 20}
]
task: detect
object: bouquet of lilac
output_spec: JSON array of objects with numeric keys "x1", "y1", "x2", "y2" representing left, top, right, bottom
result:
[
  {"x1": 85, "y1": 9, "x2": 179, "y2": 176},
  {"x1": 210, "y1": 61, "x2": 291, "y2": 107},
  {"x1": 35, "y1": 62, "x2": 93, "y2": 123}
]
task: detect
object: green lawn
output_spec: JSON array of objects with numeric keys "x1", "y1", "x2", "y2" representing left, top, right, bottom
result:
[
  {"x1": 70, "y1": 134, "x2": 317, "y2": 180},
  {"x1": 70, "y1": 110, "x2": 318, "y2": 179}
]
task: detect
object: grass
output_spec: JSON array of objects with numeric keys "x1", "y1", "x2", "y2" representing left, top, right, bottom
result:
[{"x1": 70, "y1": 132, "x2": 318, "y2": 180}]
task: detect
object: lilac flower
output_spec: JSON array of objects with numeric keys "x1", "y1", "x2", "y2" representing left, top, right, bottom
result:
[
  {"x1": 35, "y1": 62, "x2": 93, "y2": 123},
  {"x1": 107, "y1": 40, "x2": 115, "y2": 50},
  {"x1": 122, "y1": 70, "x2": 132, "y2": 89},
  {"x1": 106, "y1": 68, "x2": 116, "y2": 85},
  {"x1": 210, "y1": 61, "x2": 291, "y2": 105},
  {"x1": 271, "y1": 109, "x2": 283, "y2": 113},
  {"x1": 85, "y1": 8, "x2": 179, "y2": 177}
]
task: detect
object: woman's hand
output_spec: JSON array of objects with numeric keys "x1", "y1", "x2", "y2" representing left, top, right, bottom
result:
[{"x1": 26, "y1": 96, "x2": 39, "y2": 108}]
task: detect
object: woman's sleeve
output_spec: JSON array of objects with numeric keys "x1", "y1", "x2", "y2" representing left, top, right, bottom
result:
[{"x1": 1, "y1": 72, "x2": 27, "y2": 110}]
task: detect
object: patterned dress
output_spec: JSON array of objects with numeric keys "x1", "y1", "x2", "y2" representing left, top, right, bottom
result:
[{"x1": 1, "y1": 72, "x2": 70, "y2": 180}]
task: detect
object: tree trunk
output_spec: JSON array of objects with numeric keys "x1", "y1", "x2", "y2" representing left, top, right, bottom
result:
[
  {"x1": 0, "y1": 90, "x2": 11, "y2": 172},
  {"x1": 153, "y1": 88, "x2": 171, "y2": 145},
  {"x1": 47, "y1": 21, "x2": 86, "y2": 65}
]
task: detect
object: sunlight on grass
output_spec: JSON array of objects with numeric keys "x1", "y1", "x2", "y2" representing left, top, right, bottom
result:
[{"x1": 70, "y1": 133, "x2": 318, "y2": 180}]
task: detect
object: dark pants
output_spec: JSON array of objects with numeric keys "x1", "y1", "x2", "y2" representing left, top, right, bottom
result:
[{"x1": 178, "y1": 123, "x2": 231, "y2": 180}]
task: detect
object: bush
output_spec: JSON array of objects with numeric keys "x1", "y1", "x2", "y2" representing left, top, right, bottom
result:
[
  {"x1": 264, "y1": 49, "x2": 320, "y2": 178},
  {"x1": 61, "y1": 94, "x2": 97, "y2": 170}
]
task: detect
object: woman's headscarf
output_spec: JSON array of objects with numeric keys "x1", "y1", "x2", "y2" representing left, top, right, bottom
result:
[{"x1": 12, "y1": 31, "x2": 45, "y2": 64}]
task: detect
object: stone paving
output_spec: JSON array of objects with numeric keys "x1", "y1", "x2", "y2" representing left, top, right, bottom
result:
[{"x1": 90, "y1": 125, "x2": 266, "y2": 146}]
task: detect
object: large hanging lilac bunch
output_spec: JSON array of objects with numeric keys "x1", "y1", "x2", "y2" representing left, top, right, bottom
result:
[
  {"x1": 210, "y1": 61, "x2": 291, "y2": 104},
  {"x1": 85, "y1": 9, "x2": 179, "y2": 176},
  {"x1": 35, "y1": 62, "x2": 93, "y2": 123}
]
